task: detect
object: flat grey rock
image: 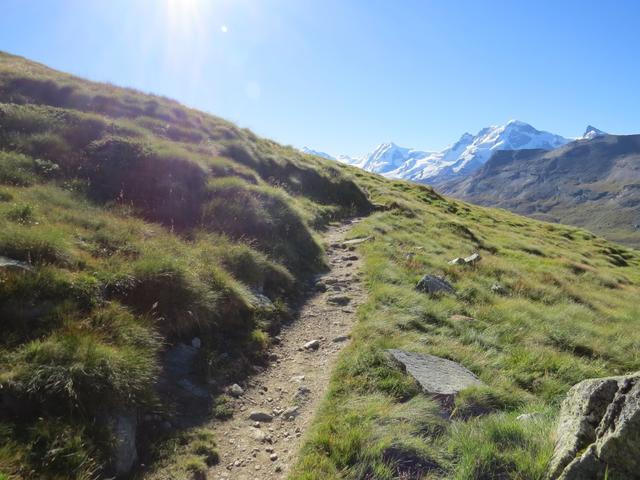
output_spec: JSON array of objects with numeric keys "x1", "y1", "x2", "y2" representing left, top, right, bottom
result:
[{"x1": 387, "y1": 349, "x2": 483, "y2": 397}]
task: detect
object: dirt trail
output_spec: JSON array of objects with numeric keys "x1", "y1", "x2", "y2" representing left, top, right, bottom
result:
[{"x1": 208, "y1": 219, "x2": 367, "y2": 480}]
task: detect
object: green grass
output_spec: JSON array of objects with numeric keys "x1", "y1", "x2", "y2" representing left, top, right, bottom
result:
[
  {"x1": 291, "y1": 177, "x2": 640, "y2": 479},
  {"x1": 2, "y1": 50, "x2": 640, "y2": 480}
]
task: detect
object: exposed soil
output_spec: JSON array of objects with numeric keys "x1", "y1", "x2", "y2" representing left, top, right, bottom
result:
[{"x1": 208, "y1": 219, "x2": 367, "y2": 479}]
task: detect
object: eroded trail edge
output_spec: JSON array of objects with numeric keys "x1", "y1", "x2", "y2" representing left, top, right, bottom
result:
[{"x1": 208, "y1": 219, "x2": 366, "y2": 480}]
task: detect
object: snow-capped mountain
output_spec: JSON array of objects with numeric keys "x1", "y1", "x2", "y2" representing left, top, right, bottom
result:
[
  {"x1": 300, "y1": 121, "x2": 606, "y2": 185},
  {"x1": 579, "y1": 125, "x2": 607, "y2": 140},
  {"x1": 338, "y1": 120, "x2": 571, "y2": 184},
  {"x1": 300, "y1": 147, "x2": 334, "y2": 160}
]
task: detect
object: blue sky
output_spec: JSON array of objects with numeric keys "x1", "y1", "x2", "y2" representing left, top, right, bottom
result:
[{"x1": 1, "y1": 0, "x2": 639, "y2": 157}]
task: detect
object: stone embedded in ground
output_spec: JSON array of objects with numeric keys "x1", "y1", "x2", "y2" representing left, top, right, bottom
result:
[
  {"x1": 415, "y1": 275, "x2": 455, "y2": 295},
  {"x1": 491, "y1": 283, "x2": 508, "y2": 295},
  {"x1": 191, "y1": 337, "x2": 202, "y2": 349},
  {"x1": 251, "y1": 291, "x2": 276, "y2": 311},
  {"x1": 464, "y1": 253, "x2": 481, "y2": 264},
  {"x1": 248, "y1": 426, "x2": 267, "y2": 442},
  {"x1": 303, "y1": 339, "x2": 320, "y2": 351},
  {"x1": 342, "y1": 255, "x2": 359, "y2": 261},
  {"x1": 294, "y1": 386, "x2": 311, "y2": 402},
  {"x1": 342, "y1": 236, "x2": 372, "y2": 246},
  {"x1": 228, "y1": 383, "x2": 244, "y2": 397},
  {"x1": 282, "y1": 406, "x2": 300, "y2": 420},
  {"x1": 105, "y1": 411, "x2": 137, "y2": 476},
  {"x1": 448, "y1": 253, "x2": 481, "y2": 266},
  {"x1": 386, "y1": 349, "x2": 484, "y2": 406},
  {"x1": 248, "y1": 411, "x2": 273, "y2": 422},
  {"x1": 332, "y1": 335, "x2": 350, "y2": 343},
  {"x1": 548, "y1": 373, "x2": 640, "y2": 480},
  {"x1": 327, "y1": 295, "x2": 351, "y2": 305}
]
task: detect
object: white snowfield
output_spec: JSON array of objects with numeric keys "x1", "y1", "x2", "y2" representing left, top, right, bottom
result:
[{"x1": 302, "y1": 121, "x2": 605, "y2": 185}]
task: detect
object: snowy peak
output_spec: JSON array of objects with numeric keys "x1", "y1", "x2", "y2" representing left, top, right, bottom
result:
[
  {"x1": 300, "y1": 147, "x2": 335, "y2": 160},
  {"x1": 301, "y1": 121, "x2": 588, "y2": 186},
  {"x1": 581, "y1": 125, "x2": 607, "y2": 140},
  {"x1": 379, "y1": 120, "x2": 570, "y2": 183}
]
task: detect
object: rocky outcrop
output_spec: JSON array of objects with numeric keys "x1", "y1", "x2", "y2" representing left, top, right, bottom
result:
[
  {"x1": 548, "y1": 372, "x2": 640, "y2": 480},
  {"x1": 415, "y1": 275, "x2": 455, "y2": 295},
  {"x1": 387, "y1": 349, "x2": 484, "y2": 410}
]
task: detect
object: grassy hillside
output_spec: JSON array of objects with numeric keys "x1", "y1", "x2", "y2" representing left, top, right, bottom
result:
[
  {"x1": 2, "y1": 52, "x2": 640, "y2": 480},
  {"x1": 0, "y1": 52, "x2": 372, "y2": 479},
  {"x1": 291, "y1": 176, "x2": 640, "y2": 479}
]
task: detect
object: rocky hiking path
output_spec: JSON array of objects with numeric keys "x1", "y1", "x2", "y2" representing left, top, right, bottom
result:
[{"x1": 208, "y1": 219, "x2": 367, "y2": 480}]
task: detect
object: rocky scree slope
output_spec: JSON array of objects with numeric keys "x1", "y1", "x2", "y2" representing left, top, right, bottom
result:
[
  {"x1": 0, "y1": 51, "x2": 372, "y2": 480},
  {"x1": 440, "y1": 133, "x2": 640, "y2": 247}
]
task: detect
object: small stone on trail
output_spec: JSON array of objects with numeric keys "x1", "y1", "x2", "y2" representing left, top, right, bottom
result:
[
  {"x1": 342, "y1": 255, "x2": 358, "y2": 261},
  {"x1": 282, "y1": 406, "x2": 300, "y2": 420},
  {"x1": 327, "y1": 295, "x2": 351, "y2": 305},
  {"x1": 249, "y1": 427, "x2": 268, "y2": 442},
  {"x1": 303, "y1": 339, "x2": 320, "y2": 351},
  {"x1": 228, "y1": 384, "x2": 244, "y2": 397},
  {"x1": 332, "y1": 335, "x2": 350, "y2": 343},
  {"x1": 270, "y1": 453, "x2": 278, "y2": 461},
  {"x1": 248, "y1": 411, "x2": 273, "y2": 422},
  {"x1": 191, "y1": 337, "x2": 202, "y2": 348}
]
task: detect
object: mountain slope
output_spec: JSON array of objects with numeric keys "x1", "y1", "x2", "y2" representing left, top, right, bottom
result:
[{"x1": 440, "y1": 133, "x2": 640, "y2": 247}]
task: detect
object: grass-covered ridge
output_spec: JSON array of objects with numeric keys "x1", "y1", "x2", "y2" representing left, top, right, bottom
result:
[
  {"x1": 0, "y1": 51, "x2": 372, "y2": 479},
  {"x1": 292, "y1": 177, "x2": 640, "y2": 479}
]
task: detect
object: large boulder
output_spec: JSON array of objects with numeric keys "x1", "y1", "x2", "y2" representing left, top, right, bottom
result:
[
  {"x1": 387, "y1": 349, "x2": 484, "y2": 410},
  {"x1": 415, "y1": 275, "x2": 455, "y2": 295},
  {"x1": 548, "y1": 372, "x2": 640, "y2": 480}
]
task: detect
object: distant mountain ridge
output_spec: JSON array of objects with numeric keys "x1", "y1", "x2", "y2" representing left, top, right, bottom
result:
[
  {"x1": 440, "y1": 132, "x2": 640, "y2": 247},
  {"x1": 302, "y1": 120, "x2": 575, "y2": 184}
]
